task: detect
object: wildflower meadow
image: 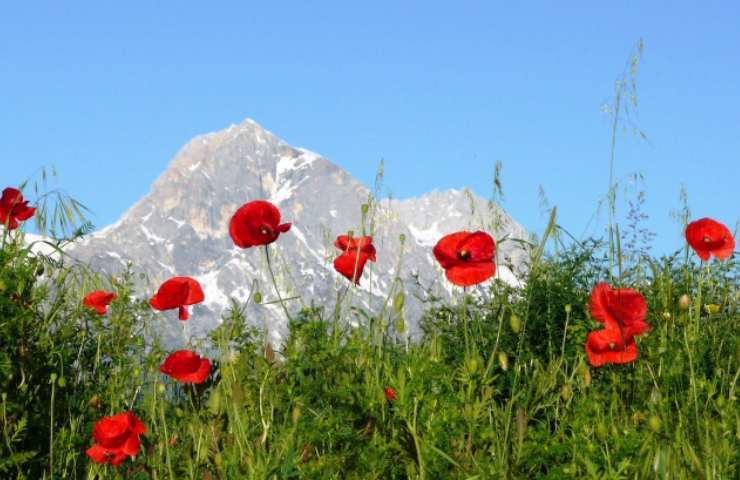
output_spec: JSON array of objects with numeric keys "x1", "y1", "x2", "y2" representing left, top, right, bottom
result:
[{"x1": 0, "y1": 174, "x2": 738, "y2": 480}]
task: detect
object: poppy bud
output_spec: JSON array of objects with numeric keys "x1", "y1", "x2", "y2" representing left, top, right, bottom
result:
[
  {"x1": 208, "y1": 389, "x2": 222, "y2": 415},
  {"x1": 393, "y1": 291, "x2": 405, "y2": 313},
  {"x1": 662, "y1": 311, "x2": 671, "y2": 320},
  {"x1": 361, "y1": 203, "x2": 369, "y2": 216},
  {"x1": 595, "y1": 422, "x2": 608, "y2": 441},
  {"x1": 399, "y1": 233, "x2": 406, "y2": 244},
  {"x1": 583, "y1": 367, "x2": 592, "y2": 387},
  {"x1": 253, "y1": 292, "x2": 262, "y2": 304},
  {"x1": 292, "y1": 405, "x2": 302, "y2": 424},
  {"x1": 560, "y1": 384, "x2": 572, "y2": 401},
  {"x1": 88, "y1": 395, "x2": 101, "y2": 409},
  {"x1": 50, "y1": 372, "x2": 57, "y2": 384},
  {"x1": 678, "y1": 294, "x2": 690, "y2": 311},
  {"x1": 704, "y1": 304, "x2": 720, "y2": 314},
  {"x1": 156, "y1": 382, "x2": 166, "y2": 395},
  {"x1": 497, "y1": 351, "x2": 508, "y2": 371},
  {"x1": 214, "y1": 452, "x2": 223, "y2": 468},
  {"x1": 509, "y1": 313, "x2": 521, "y2": 333},
  {"x1": 395, "y1": 316, "x2": 406, "y2": 334},
  {"x1": 264, "y1": 343, "x2": 275, "y2": 363},
  {"x1": 57, "y1": 376, "x2": 66, "y2": 388},
  {"x1": 465, "y1": 354, "x2": 480, "y2": 374},
  {"x1": 648, "y1": 415, "x2": 661, "y2": 432},
  {"x1": 564, "y1": 304, "x2": 572, "y2": 314}
]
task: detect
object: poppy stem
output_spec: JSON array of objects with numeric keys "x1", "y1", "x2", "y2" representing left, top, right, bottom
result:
[{"x1": 264, "y1": 245, "x2": 293, "y2": 323}]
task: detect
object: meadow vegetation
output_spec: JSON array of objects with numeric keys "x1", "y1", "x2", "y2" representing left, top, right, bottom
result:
[{"x1": 0, "y1": 184, "x2": 737, "y2": 479}]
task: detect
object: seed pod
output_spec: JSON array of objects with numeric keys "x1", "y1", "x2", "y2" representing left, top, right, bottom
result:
[
  {"x1": 156, "y1": 382, "x2": 166, "y2": 395},
  {"x1": 361, "y1": 203, "x2": 369, "y2": 215},
  {"x1": 648, "y1": 415, "x2": 661, "y2": 432},
  {"x1": 564, "y1": 304, "x2": 572, "y2": 314},
  {"x1": 662, "y1": 311, "x2": 671, "y2": 320},
  {"x1": 509, "y1": 313, "x2": 522, "y2": 333},
  {"x1": 57, "y1": 376, "x2": 66, "y2": 388},
  {"x1": 399, "y1": 233, "x2": 406, "y2": 244},
  {"x1": 253, "y1": 291, "x2": 262, "y2": 304}
]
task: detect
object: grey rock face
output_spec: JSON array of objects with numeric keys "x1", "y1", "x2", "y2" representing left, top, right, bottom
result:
[{"x1": 69, "y1": 119, "x2": 529, "y2": 344}]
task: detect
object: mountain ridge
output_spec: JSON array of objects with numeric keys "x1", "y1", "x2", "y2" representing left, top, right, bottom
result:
[{"x1": 68, "y1": 118, "x2": 530, "y2": 344}]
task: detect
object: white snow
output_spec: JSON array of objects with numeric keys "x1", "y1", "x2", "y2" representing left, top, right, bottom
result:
[
  {"x1": 140, "y1": 225, "x2": 166, "y2": 244},
  {"x1": 168, "y1": 217, "x2": 185, "y2": 228},
  {"x1": 407, "y1": 222, "x2": 444, "y2": 247},
  {"x1": 195, "y1": 270, "x2": 230, "y2": 309}
]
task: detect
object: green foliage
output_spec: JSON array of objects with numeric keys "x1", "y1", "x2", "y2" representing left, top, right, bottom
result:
[{"x1": 1, "y1": 220, "x2": 738, "y2": 479}]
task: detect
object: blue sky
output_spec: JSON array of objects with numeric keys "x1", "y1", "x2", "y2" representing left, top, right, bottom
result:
[{"x1": 2, "y1": 1, "x2": 738, "y2": 255}]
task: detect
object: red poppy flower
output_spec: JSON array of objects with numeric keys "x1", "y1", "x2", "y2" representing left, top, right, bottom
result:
[
  {"x1": 83, "y1": 290, "x2": 117, "y2": 315},
  {"x1": 149, "y1": 276, "x2": 204, "y2": 320},
  {"x1": 584, "y1": 328, "x2": 638, "y2": 367},
  {"x1": 685, "y1": 218, "x2": 735, "y2": 261},
  {"x1": 159, "y1": 350, "x2": 211, "y2": 384},
  {"x1": 0, "y1": 187, "x2": 35, "y2": 230},
  {"x1": 586, "y1": 283, "x2": 650, "y2": 367},
  {"x1": 229, "y1": 200, "x2": 291, "y2": 248},
  {"x1": 384, "y1": 387, "x2": 396, "y2": 402},
  {"x1": 86, "y1": 411, "x2": 146, "y2": 466},
  {"x1": 433, "y1": 231, "x2": 496, "y2": 287},
  {"x1": 589, "y1": 283, "x2": 650, "y2": 339},
  {"x1": 333, "y1": 234, "x2": 376, "y2": 284}
]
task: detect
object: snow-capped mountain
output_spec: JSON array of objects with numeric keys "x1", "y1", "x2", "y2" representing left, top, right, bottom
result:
[{"x1": 69, "y1": 119, "x2": 529, "y2": 344}]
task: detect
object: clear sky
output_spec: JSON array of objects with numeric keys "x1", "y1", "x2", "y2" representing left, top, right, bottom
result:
[{"x1": 2, "y1": 1, "x2": 738, "y2": 255}]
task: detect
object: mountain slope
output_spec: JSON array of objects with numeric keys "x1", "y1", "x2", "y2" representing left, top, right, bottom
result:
[{"x1": 70, "y1": 119, "x2": 529, "y2": 344}]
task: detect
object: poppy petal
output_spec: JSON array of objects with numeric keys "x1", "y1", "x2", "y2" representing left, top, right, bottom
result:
[
  {"x1": 86, "y1": 444, "x2": 111, "y2": 464},
  {"x1": 433, "y1": 232, "x2": 470, "y2": 269},
  {"x1": 334, "y1": 251, "x2": 371, "y2": 284},
  {"x1": 458, "y1": 231, "x2": 495, "y2": 262},
  {"x1": 445, "y1": 262, "x2": 495, "y2": 287},
  {"x1": 588, "y1": 283, "x2": 618, "y2": 328}
]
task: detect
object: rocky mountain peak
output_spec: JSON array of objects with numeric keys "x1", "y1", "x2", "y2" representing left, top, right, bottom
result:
[{"x1": 70, "y1": 120, "x2": 529, "y2": 345}]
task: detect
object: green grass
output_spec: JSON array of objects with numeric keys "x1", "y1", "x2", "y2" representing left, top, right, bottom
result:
[{"x1": 1, "y1": 213, "x2": 737, "y2": 479}]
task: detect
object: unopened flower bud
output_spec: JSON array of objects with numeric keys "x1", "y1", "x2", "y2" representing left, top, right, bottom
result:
[
  {"x1": 678, "y1": 294, "x2": 690, "y2": 312},
  {"x1": 509, "y1": 313, "x2": 522, "y2": 333},
  {"x1": 497, "y1": 351, "x2": 509, "y2": 371},
  {"x1": 560, "y1": 384, "x2": 572, "y2": 401}
]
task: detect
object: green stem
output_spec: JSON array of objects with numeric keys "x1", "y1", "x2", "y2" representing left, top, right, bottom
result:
[{"x1": 264, "y1": 245, "x2": 293, "y2": 323}]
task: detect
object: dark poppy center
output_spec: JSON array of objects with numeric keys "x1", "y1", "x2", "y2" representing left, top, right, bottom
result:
[
  {"x1": 458, "y1": 250, "x2": 470, "y2": 260},
  {"x1": 260, "y1": 225, "x2": 274, "y2": 236}
]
